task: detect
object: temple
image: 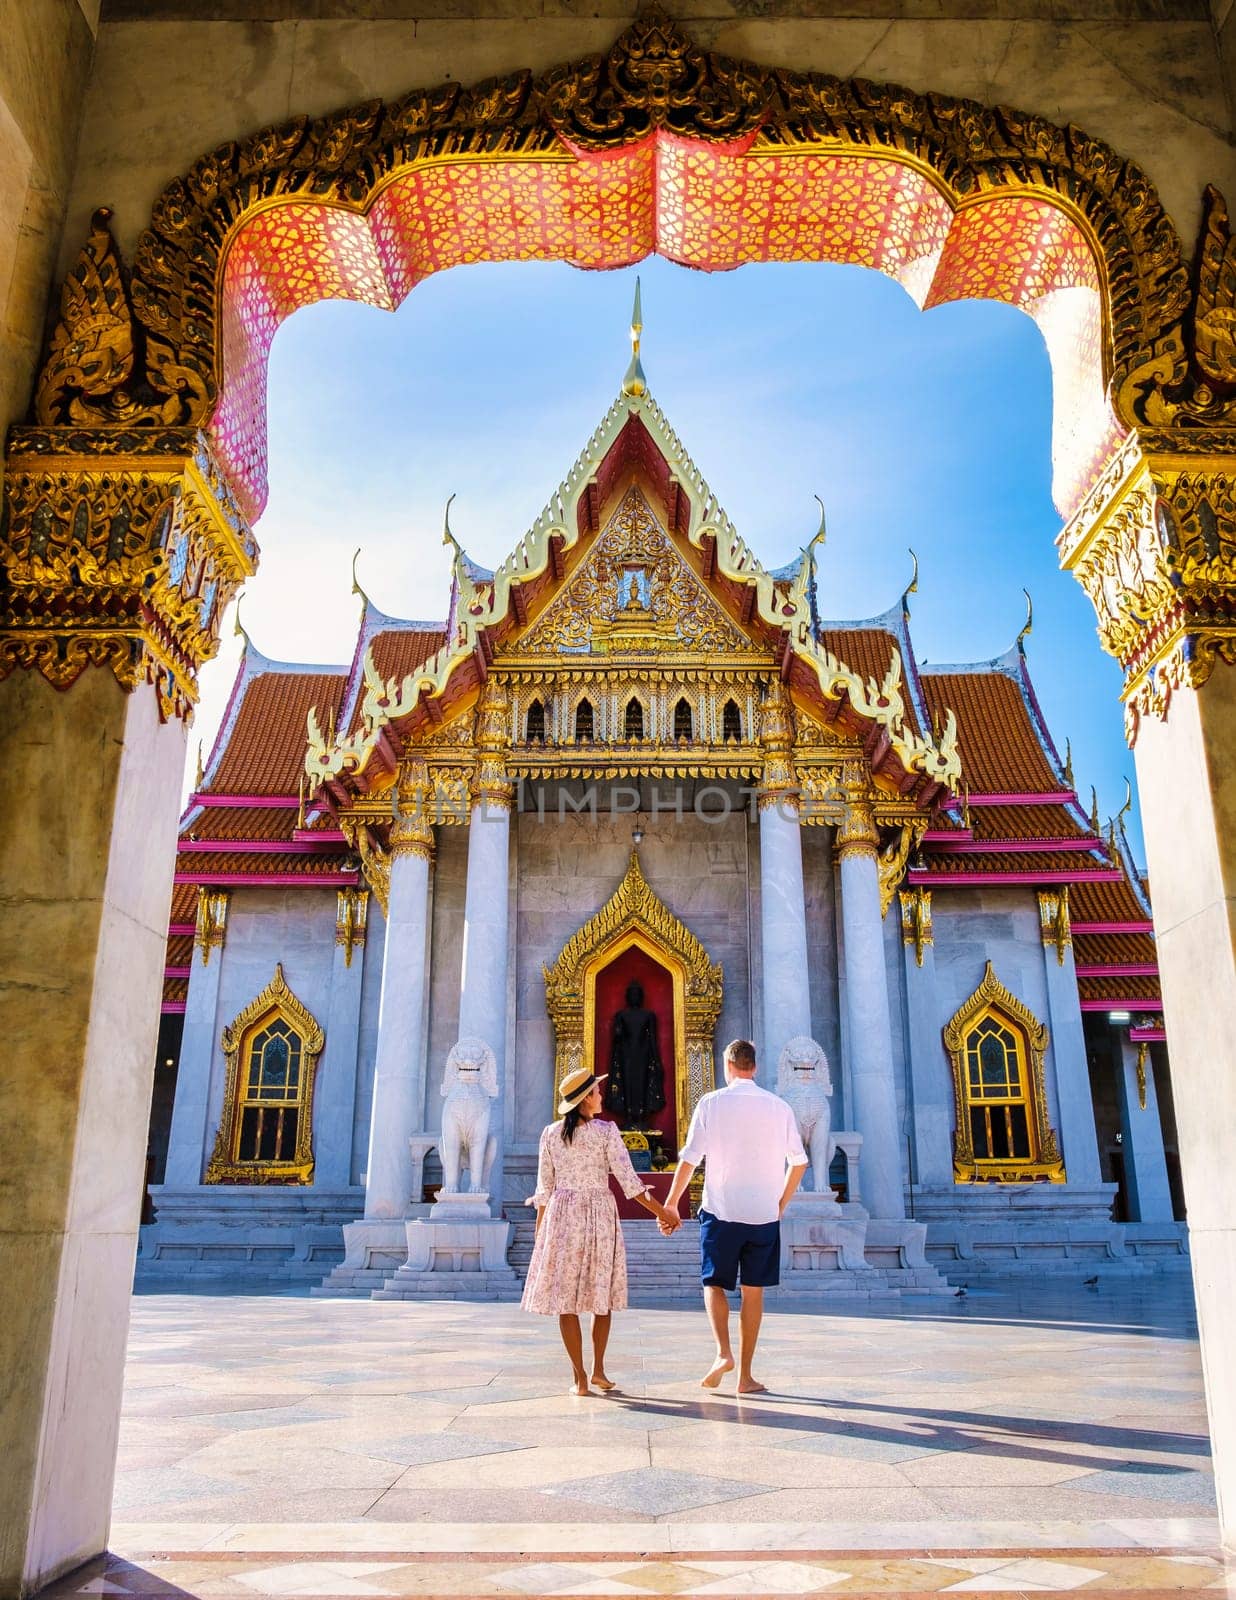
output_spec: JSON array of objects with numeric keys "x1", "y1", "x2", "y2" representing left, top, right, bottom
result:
[{"x1": 141, "y1": 301, "x2": 1186, "y2": 1296}]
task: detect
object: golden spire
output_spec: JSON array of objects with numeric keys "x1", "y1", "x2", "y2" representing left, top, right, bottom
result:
[
  {"x1": 442, "y1": 492, "x2": 461, "y2": 558},
  {"x1": 1063, "y1": 737, "x2": 1075, "y2": 790},
  {"x1": 194, "y1": 740, "x2": 205, "y2": 791},
  {"x1": 902, "y1": 546, "x2": 919, "y2": 615},
  {"x1": 1017, "y1": 588, "x2": 1033, "y2": 650},
  {"x1": 351, "y1": 547, "x2": 372, "y2": 616},
  {"x1": 621, "y1": 276, "x2": 647, "y2": 398},
  {"x1": 233, "y1": 598, "x2": 252, "y2": 653}
]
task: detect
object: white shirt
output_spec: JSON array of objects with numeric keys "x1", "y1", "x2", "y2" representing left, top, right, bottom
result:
[{"x1": 678, "y1": 1077, "x2": 808, "y2": 1225}]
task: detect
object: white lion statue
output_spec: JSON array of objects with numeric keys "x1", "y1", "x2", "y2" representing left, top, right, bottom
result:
[
  {"x1": 777, "y1": 1035, "x2": 834, "y2": 1195},
  {"x1": 439, "y1": 1037, "x2": 499, "y2": 1195}
]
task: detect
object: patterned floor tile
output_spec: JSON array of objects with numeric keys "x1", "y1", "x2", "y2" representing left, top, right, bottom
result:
[{"x1": 545, "y1": 1467, "x2": 773, "y2": 1515}]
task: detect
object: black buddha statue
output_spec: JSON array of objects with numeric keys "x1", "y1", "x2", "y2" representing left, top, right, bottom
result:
[{"x1": 606, "y1": 980, "x2": 666, "y2": 1128}]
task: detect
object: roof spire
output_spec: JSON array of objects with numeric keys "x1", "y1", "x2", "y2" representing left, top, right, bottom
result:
[
  {"x1": 351, "y1": 547, "x2": 372, "y2": 616},
  {"x1": 1017, "y1": 588, "x2": 1033, "y2": 651},
  {"x1": 621, "y1": 275, "x2": 647, "y2": 398},
  {"x1": 233, "y1": 598, "x2": 252, "y2": 653},
  {"x1": 442, "y1": 492, "x2": 461, "y2": 558},
  {"x1": 902, "y1": 546, "x2": 919, "y2": 616}
]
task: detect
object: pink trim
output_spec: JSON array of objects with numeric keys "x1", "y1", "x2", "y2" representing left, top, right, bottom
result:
[
  {"x1": 1080, "y1": 997, "x2": 1164, "y2": 1012},
  {"x1": 164, "y1": 965, "x2": 191, "y2": 981},
  {"x1": 167, "y1": 923, "x2": 196, "y2": 937},
  {"x1": 963, "y1": 791, "x2": 1077, "y2": 806},
  {"x1": 188, "y1": 793, "x2": 300, "y2": 808},
  {"x1": 174, "y1": 870, "x2": 359, "y2": 888},
  {"x1": 923, "y1": 829, "x2": 973, "y2": 844},
  {"x1": 908, "y1": 869, "x2": 1123, "y2": 886},
  {"x1": 1074, "y1": 962, "x2": 1159, "y2": 978},
  {"x1": 161, "y1": 1001, "x2": 187, "y2": 1015},
  {"x1": 178, "y1": 839, "x2": 341, "y2": 855},
  {"x1": 1130, "y1": 1024, "x2": 1167, "y2": 1042},
  {"x1": 294, "y1": 828, "x2": 347, "y2": 844},
  {"x1": 1072, "y1": 919, "x2": 1155, "y2": 935},
  {"x1": 926, "y1": 836, "x2": 1101, "y2": 854}
]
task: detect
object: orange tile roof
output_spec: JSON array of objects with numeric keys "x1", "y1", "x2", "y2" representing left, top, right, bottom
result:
[
  {"x1": 1078, "y1": 976, "x2": 1162, "y2": 1003},
  {"x1": 970, "y1": 804, "x2": 1090, "y2": 842},
  {"x1": 1071, "y1": 877, "x2": 1151, "y2": 923},
  {"x1": 821, "y1": 627, "x2": 898, "y2": 690},
  {"x1": 174, "y1": 850, "x2": 350, "y2": 879},
  {"x1": 181, "y1": 805, "x2": 300, "y2": 843},
  {"x1": 922, "y1": 670, "x2": 1059, "y2": 795},
  {"x1": 166, "y1": 934, "x2": 194, "y2": 968},
  {"x1": 162, "y1": 976, "x2": 189, "y2": 1007},
  {"x1": 1073, "y1": 931, "x2": 1157, "y2": 965},
  {"x1": 170, "y1": 883, "x2": 197, "y2": 924},
  {"x1": 345, "y1": 624, "x2": 448, "y2": 736},
  {"x1": 921, "y1": 849, "x2": 1110, "y2": 877},
  {"x1": 209, "y1": 669, "x2": 348, "y2": 796}
]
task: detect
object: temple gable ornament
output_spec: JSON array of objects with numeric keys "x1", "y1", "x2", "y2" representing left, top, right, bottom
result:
[{"x1": 515, "y1": 485, "x2": 754, "y2": 657}]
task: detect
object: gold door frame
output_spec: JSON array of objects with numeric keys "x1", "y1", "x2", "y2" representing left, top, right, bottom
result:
[{"x1": 543, "y1": 850, "x2": 723, "y2": 1151}]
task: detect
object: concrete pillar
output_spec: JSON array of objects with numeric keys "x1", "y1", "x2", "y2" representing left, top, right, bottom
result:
[
  {"x1": 1039, "y1": 914, "x2": 1102, "y2": 1185},
  {"x1": 457, "y1": 795, "x2": 512, "y2": 1215},
  {"x1": 757, "y1": 798, "x2": 813, "y2": 1072},
  {"x1": 162, "y1": 892, "x2": 228, "y2": 1188},
  {"x1": 899, "y1": 891, "x2": 954, "y2": 1191},
  {"x1": 837, "y1": 792, "x2": 905, "y2": 1220},
  {"x1": 363, "y1": 784, "x2": 433, "y2": 1220},
  {"x1": 1111, "y1": 1029, "x2": 1174, "y2": 1224},
  {"x1": 1134, "y1": 664, "x2": 1236, "y2": 1542},
  {"x1": 0, "y1": 673, "x2": 185, "y2": 1598},
  {"x1": 313, "y1": 891, "x2": 368, "y2": 1191}
]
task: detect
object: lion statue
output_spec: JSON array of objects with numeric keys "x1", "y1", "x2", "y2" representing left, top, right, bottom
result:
[
  {"x1": 777, "y1": 1035, "x2": 834, "y2": 1195},
  {"x1": 439, "y1": 1036, "x2": 499, "y2": 1196}
]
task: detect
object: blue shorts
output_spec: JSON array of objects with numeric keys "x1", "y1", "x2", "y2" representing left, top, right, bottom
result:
[{"x1": 699, "y1": 1210, "x2": 781, "y2": 1290}]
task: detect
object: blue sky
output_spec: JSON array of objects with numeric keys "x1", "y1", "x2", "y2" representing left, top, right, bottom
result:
[{"x1": 197, "y1": 254, "x2": 1140, "y2": 856}]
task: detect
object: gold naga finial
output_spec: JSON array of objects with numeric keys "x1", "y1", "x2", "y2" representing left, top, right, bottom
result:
[
  {"x1": 1017, "y1": 588, "x2": 1033, "y2": 649},
  {"x1": 351, "y1": 547, "x2": 372, "y2": 615},
  {"x1": 902, "y1": 546, "x2": 919, "y2": 615},
  {"x1": 621, "y1": 275, "x2": 647, "y2": 398},
  {"x1": 233, "y1": 598, "x2": 252, "y2": 652},
  {"x1": 442, "y1": 492, "x2": 462, "y2": 559},
  {"x1": 1089, "y1": 785, "x2": 1101, "y2": 834},
  {"x1": 1115, "y1": 777, "x2": 1134, "y2": 836},
  {"x1": 194, "y1": 740, "x2": 205, "y2": 791},
  {"x1": 1063, "y1": 737, "x2": 1075, "y2": 790}
]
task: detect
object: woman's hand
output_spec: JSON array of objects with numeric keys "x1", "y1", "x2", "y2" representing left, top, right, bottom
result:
[{"x1": 655, "y1": 1200, "x2": 682, "y2": 1235}]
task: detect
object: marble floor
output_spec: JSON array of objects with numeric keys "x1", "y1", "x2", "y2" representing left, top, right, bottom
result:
[{"x1": 46, "y1": 1278, "x2": 1236, "y2": 1598}]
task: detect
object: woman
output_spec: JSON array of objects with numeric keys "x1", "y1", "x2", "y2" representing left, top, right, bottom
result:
[{"x1": 522, "y1": 1064, "x2": 679, "y2": 1394}]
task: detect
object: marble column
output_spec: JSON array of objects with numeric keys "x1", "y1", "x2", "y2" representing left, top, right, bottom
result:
[
  {"x1": 0, "y1": 673, "x2": 186, "y2": 1598},
  {"x1": 163, "y1": 891, "x2": 229, "y2": 1188},
  {"x1": 364, "y1": 773, "x2": 434, "y2": 1220},
  {"x1": 899, "y1": 890, "x2": 954, "y2": 1192},
  {"x1": 758, "y1": 799, "x2": 813, "y2": 1072},
  {"x1": 456, "y1": 678, "x2": 515, "y2": 1216},
  {"x1": 837, "y1": 791, "x2": 905, "y2": 1220},
  {"x1": 312, "y1": 889, "x2": 369, "y2": 1191},
  {"x1": 1038, "y1": 898, "x2": 1102, "y2": 1185},
  {"x1": 1111, "y1": 1030, "x2": 1174, "y2": 1223}
]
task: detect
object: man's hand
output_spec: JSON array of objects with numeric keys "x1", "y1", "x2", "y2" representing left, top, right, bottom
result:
[{"x1": 658, "y1": 1211, "x2": 682, "y2": 1236}]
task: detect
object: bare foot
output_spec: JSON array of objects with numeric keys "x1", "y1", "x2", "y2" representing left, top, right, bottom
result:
[
  {"x1": 590, "y1": 1374, "x2": 617, "y2": 1392},
  {"x1": 569, "y1": 1377, "x2": 592, "y2": 1396},
  {"x1": 700, "y1": 1355, "x2": 735, "y2": 1389},
  {"x1": 736, "y1": 1377, "x2": 768, "y2": 1395}
]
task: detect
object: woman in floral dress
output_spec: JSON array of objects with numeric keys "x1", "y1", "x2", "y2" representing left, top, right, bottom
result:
[{"x1": 523, "y1": 1065, "x2": 680, "y2": 1394}]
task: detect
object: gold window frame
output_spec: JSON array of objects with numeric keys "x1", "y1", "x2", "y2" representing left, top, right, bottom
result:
[
  {"x1": 205, "y1": 964, "x2": 325, "y2": 1185},
  {"x1": 543, "y1": 850, "x2": 723, "y2": 1152},
  {"x1": 943, "y1": 961, "x2": 1065, "y2": 1185}
]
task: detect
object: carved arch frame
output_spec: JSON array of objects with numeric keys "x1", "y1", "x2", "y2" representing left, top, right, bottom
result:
[
  {"x1": 205, "y1": 963, "x2": 326, "y2": 1185},
  {"x1": 542, "y1": 850, "x2": 723, "y2": 1151},
  {"x1": 942, "y1": 960, "x2": 1065, "y2": 1186}
]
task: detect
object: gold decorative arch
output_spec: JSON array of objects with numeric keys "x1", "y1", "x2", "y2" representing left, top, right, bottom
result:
[
  {"x1": 942, "y1": 961, "x2": 1064, "y2": 1185},
  {"x1": 542, "y1": 850, "x2": 723, "y2": 1149},
  {"x1": 206, "y1": 964, "x2": 325, "y2": 1185}
]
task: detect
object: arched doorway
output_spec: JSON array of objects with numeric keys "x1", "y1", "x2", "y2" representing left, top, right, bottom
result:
[{"x1": 2, "y1": 13, "x2": 1235, "y2": 1590}]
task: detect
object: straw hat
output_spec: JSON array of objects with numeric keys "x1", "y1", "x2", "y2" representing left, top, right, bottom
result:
[{"x1": 557, "y1": 1066, "x2": 608, "y2": 1116}]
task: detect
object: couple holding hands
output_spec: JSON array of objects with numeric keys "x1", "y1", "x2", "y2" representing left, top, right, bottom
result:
[{"x1": 522, "y1": 1038, "x2": 810, "y2": 1396}]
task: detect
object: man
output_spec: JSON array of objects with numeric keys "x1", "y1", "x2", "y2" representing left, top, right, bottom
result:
[{"x1": 661, "y1": 1039, "x2": 809, "y2": 1393}]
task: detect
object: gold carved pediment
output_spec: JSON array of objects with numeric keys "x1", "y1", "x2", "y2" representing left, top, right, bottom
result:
[{"x1": 515, "y1": 485, "x2": 756, "y2": 658}]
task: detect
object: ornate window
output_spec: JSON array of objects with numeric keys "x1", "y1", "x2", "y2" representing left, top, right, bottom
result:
[
  {"x1": 673, "y1": 697, "x2": 693, "y2": 742},
  {"x1": 943, "y1": 962, "x2": 1064, "y2": 1184},
  {"x1": 624, "y1": 696, "x2": 644, "y2": 740},
  {"x1": 526, "y1": 698, "x2": 546, "y2": 743},
  {"x1": 205, "y1": 965, "x2": 324, "y2": 1185},
  {"x1": 574, "y1": 697, "x2": 594, "y2": 742},
  {"x1": 722, "y1": 698, "x2": 742, "y2": 742}
]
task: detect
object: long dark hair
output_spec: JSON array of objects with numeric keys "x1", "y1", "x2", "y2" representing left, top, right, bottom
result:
[{"x1": 561, "y1": 1105, "x2": 586, "y2": 1145}]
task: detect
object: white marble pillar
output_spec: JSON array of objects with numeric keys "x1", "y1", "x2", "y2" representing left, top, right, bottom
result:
[
  {"x1": 313, "y1": 889, "x2": 368, "y2": 1191},
  {"x1": 1112, "y1": 1031, "x2": 1174, "y2": 1223},
  {"x1": 838, "y1": 795, "x2": 905, "y2": 1220},
  {"x1": 457, "y1": 794, "x2": 512, "y2": 1213},
  {"x1": 163, "y1": 891, "x2": 229, "y2": 1188},
  {"x1": 364, "y1": 781, "x2": 433, "y2": 1220},
  {"x1": 758, "y1": 799, "x2": 813, "y2": 1072},
  {"x1": 899, "y1": 891, "x2": 954, "y2": 1192},
  {"x1": 1039, "y1": 911, "x2": 1102, "y2": 1185}
]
